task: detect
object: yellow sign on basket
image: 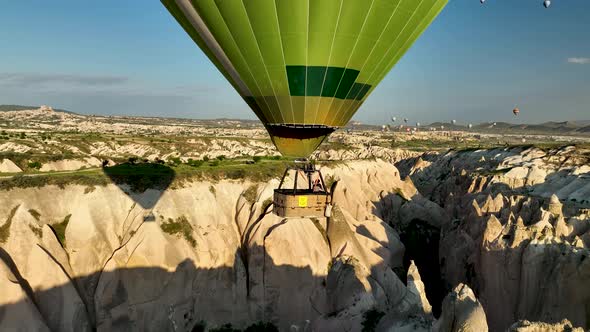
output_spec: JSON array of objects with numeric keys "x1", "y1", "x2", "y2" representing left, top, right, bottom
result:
[{"x1": 298, "y1": 196, "x2": 308, "y2": 207}]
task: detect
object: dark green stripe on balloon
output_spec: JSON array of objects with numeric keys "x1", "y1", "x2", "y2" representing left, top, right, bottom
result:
[
  {"x1": 286, "y1": 65, "x2": 370, "y2": 100},
  {"x1": 348, "y1": 83, "x2": 372, "y2": 101}
]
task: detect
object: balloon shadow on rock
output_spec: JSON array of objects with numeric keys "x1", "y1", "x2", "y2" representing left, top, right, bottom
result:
[{"x1": 102, "y1": 162, "x2": 176, "y2": 214}]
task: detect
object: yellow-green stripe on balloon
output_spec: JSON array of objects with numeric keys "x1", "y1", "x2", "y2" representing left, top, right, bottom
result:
[{"x1": 162, "y1": 0, "x2": 448, "y2": 157}]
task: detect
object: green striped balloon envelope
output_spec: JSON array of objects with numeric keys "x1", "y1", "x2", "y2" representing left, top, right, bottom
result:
[{"x1": 162, "y1": 0, "x2": 448, "y2": 157}]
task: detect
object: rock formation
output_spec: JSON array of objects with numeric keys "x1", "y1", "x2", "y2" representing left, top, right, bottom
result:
[
  {"x1": 1, "y1": 145, "x2": 589, "y2": 331},
  {"x1": 0, "y1": 160, "x2": 439, "y2": 331},
  {"x1": 433, "y1": 283, "x2": 488, "y2": 332},
  {"x1": 508, "y1": 319, "x2": 584, "y2": 332},
  {"x1": 394, "y1": 145, "x2": 590, "y2": 332},
  {"x1": 0, "y1": 159, "x2": 22, "y2": 173}
]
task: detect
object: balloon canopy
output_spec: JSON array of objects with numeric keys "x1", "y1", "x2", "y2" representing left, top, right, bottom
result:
[{"x1": 162, "y1": 0, "x2": 448, "y2": 157}]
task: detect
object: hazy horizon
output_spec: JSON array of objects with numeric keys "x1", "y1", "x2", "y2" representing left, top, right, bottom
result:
[{"x1": 1, "y1": 1, "x2": 589, "y2": 125}]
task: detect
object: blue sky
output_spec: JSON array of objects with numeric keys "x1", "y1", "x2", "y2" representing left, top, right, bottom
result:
[{"x1": 0, "y1": 0, "x2": 588, "y2": 125}]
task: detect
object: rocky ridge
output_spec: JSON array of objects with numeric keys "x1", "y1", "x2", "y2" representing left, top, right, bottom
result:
[{"x1": 1, "y1": 145, "x2": 589, "y2": 331}]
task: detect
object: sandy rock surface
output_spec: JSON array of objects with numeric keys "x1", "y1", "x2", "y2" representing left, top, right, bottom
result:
[
  {"x1": 0, "y1": 159, "x2": 22, "y2": 173},
  {"x1": 0, "y1": 160, "x2": 438, "y2": 331}
]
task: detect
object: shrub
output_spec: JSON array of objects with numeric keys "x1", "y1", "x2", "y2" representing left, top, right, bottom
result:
[
  {"x1": 244, "y1": 322, "x2": 279, "y2": 332},
  {"x1": 210, "y1": 324, "x2": 239, "y2": 332},
  {"x1": 28, "y1": 161, "x2": 42, "y2": 169},
  {"x1": 216, "y1": 155, "x2": 226, "y2": 161},
  {"x1": 160, "y1": 216, "x2": 196, "y2": 247},
  {"x1": 253, "y1": 156, "x2": 262, "y2": 163},
  {"x1": 51, "y1": 214, "x2": 71, "y2": 247},
  {"x1": 191, "y1": 321, "x2": 206, "y2": 332},
  {"x1": 28, "y1": 224, "x2": 42, "y2": 238},
  {"x1": 361, "y1": 308, "x2": 385, "y2": 332},
  {"x1": 243, "y1": 185, "x2": 258, "y2": 203},
  {"x1": 187, "y1": 159, "x2": 204, "y2": 167},
  {"x1": 28, "y1": 209, "x2": 41, "y2": 221},
  {"x1": 0, "y1": 205, "x2": 20, "y2": 243},
  {"x1": 262, "y1": 198, "x2": 272, "y2": 210}
]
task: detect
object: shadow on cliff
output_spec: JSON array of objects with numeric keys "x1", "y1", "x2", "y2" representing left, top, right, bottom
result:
[
  {"x1": 102, "y1": 162, "x2": 176, "y2": 210},
  {"x1": 0, "y1": 242, "x2": 341, "y2": 332}
]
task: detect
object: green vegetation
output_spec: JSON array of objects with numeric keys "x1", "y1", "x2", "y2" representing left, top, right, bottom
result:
[
  {"x1": 28, "y1": 209, "x2": 41, "y2": 221},
  {"x1": 0, "y1": 205, "x2": 20, "y2": 243},
  {"x1": 0, "y1": 171, "x2": 110, "y2": 191},
  {"x1": 244, "y1": 322, "x2": 279, "y2": 332},
  {"x1": 262, "y1": 198, "x2": 272, "y2": 210},
  {"x1": 28, "y1": 224, "x2": 43, "y2": 238},
  {"x1": 191, "y1": 321, "x2": 206, "y2": 332},
  {"x1": 187, "y1": 158, "x2": 204, "y2": 167},
  {"x1": 243, "y1": 185, "x2": 258, "y2": 203},
  {"x1": 324, "y1": 174, "x2": 337, "y2": 189},
  {"x1": 168, "y1": 157, "x2": 182, "y2": 166},
  {"x1": 0, "y1": 152, "x2": 80, "y2": 170},
  {"x1": 209, "y1": 322, "x2": 278, "y2": 332},
  {"x1": 51, "y1": 214, "x2": 71, "y2": 247},
  {"x1": 361, "y1": 308, "x2": 385, "y2": 332},
  {"x1": 84, "y1": 186, "x2": 96, "y2": 194},
  {"x1": 0, "y1": 159, "x2": 292, "y2": 191},
  {"x1": 160, "y1": 216, "x2": 196, "y2": 247},
  {"x1": 27, "y1": 161, "x2": 42, "y2": 169},
  {"x1": 210, "y1": 324, "x2": 240, "y2": 332}
]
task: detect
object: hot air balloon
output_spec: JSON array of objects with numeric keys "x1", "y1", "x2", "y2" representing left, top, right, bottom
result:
[
  {"x1": 543, "y1": 0, "x2": 551, "y2": 8},
  {"x1": 404, "y1": 118, "x2": 409, "y2": 124},
  {"x1": 162, "y1": 0, "x2": 448, "y2": 158},
  {"x1": 513, "y1": 107, "x2": 520, "y2": 116},
  {"x1": 451, "y1": 119, "x2": 457, "y2": 125},
  {"x1": 163, "y1": 0, "x2": 449, "y2": 218},
  {"x1": 468, "y1": 123, "x2": 473, "y2": 129},
  {"x1": 416, "y1": 122, "x2": 421, "y2": 127},
  {"x1": 440, "y1": 125, "x2": 445, "y2": 130},
  {"x1": 480, "y1": 0, "x2": 485, "y2": 4},
  {"x1": 391, "y1": 116, "x2": 397, "y2": 123}
]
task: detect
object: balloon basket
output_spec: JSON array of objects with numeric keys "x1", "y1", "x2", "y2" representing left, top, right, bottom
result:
[{"x1": 273, "y1": 161, "x2": 336, "y2": 218}]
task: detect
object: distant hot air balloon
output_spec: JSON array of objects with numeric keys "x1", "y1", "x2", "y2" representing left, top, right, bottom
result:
[
  {"x1": 440, "y1": 125, "x2": 445, "y2": 130},
  {"x1": 416, "y1": 122, "x2": 421, "y2": 127},
  {"x1": 404, "y1": 118, "x2": 409, "y2": 124},
  {"x1": 493, "y1": 122, "x2": 497, "y2": 126},
  {"x1": 480, "y1": 0, "x2": 485, "y2": 4},
  {"x1": 162, "y1": 0, "x2": 449, "y2": 157},
  {"x1": 543, "y1": 0, "x2": 551, "y2": 8},
  {"x1": 468, "y1": 123, "x2": 473, "y2": 129},
  {"x1": 451, "y1": 119, "x2": 457, "y2": 125},
  {"x1": 391, "y1": 116, "x2": 397, "y2": 123},
  {"x1": 513, "y1": 107, "x2": 520, "y2": 116}
]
